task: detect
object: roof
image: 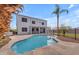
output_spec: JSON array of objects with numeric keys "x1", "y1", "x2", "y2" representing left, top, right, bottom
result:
[{"x1": 16, "y1": 14, "x2": 47, "y2": 22}]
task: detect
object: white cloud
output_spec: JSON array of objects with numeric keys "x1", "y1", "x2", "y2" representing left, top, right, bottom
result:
[{"x1": 68, "y1": 4, "x2": 74, "y2": 9}]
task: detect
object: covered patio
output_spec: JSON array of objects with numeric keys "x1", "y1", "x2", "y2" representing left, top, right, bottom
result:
[{"x1": 30, "y1": 27, "x2": 46, "y2": 34}]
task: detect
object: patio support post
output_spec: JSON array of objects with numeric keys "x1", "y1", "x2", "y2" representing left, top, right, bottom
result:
[
  {"x1": 39, "y1": 27, "x2": 40, "y2": 34},
  {"x1": 53, "y1": 30, "x2": 54, "y2": 35}
]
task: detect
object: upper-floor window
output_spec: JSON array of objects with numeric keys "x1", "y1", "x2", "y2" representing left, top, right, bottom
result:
[
  {"x1": 32, "y1": 21, "x2": 35, "y2": 24},
  {"x1": 22, "y1": 18, "x2": 27, "y2": 22},
  {"x1": 42, "y1": 22, "x2": 44, "y2": 25},
  {"x1": 22, "y1": 27, "x2": 27, "y2": 32}
]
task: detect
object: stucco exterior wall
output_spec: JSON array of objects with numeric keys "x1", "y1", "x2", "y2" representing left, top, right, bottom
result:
[{"x1": 16, "y1": 14, "x2": 47, "y2": 35}]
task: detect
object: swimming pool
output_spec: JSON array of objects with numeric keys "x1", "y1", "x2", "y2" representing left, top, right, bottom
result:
[{"x1": 11, "y1": 35, "x2": 57, "y2": 54}]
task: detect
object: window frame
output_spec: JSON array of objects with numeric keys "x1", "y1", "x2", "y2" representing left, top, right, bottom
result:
[
  {"x1": 22, "y1": 27, "x2": 27, "y2": 32},
  {"x1": 22, "y1": 18, "x2": 27, "y2": 22},
  {"x1": 32, "y1": 21, "x2": 36, "y2": 24},
  {"x1": 42, "y1": 22, "x2": 44, "y2": 25}
]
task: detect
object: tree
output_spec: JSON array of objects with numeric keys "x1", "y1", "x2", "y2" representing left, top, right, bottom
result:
[
  {"x1": 10, "y1": 28, "x2": 17, "y2": 34},
  {"x1": 0, "y1": 4, "x2": 23, "y2": 47},
  {"x1": 52, "y1": 4, "x2": 68, "y2": 36},
  {"x1": 59, "y1": 24, "x2": 72, "y2": 36}
]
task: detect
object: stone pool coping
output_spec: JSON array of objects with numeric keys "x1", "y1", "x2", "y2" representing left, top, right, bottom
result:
[{"x1": 0, "y1": 35, "x2": 79, "y2": 55}]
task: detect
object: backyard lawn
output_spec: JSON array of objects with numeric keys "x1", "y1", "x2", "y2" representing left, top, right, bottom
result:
[
  {"x1": 54, "y1": 33, "x2": 79, "y2": 39},
  {"x1": 65, "y1": 33, "x2": 79, "y2": 39}
]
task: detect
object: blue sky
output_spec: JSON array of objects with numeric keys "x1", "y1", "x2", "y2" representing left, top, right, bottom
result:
[{"x1": 10, "y1": 4, "x2": 79, "y2": 29}]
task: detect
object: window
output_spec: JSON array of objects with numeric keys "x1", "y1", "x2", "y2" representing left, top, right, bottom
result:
[
  {"x1": 22, "y1": 27, "x2": 27, "y2": 32},
  {"x1": 36, "y1": 28, "x2": 39, "y2": 31},
  {"x1": 32, "y1": 28, "x2": 34, "y2": 31},
  {"x1": 42, "y1": 22, "x2": 44, "y2": 25},
  {"x1": 40, "y1": 28, "x2": 45, "y2": 33},
  {"x1": 32, "y1": 21, "x2": 35, "y2": 24},
  {"x1": 22, "y1": 18, "x2": 27, "y2": 22},
  {"x1": 43, "y1": 28, "x2": 45, "y2": 33}
]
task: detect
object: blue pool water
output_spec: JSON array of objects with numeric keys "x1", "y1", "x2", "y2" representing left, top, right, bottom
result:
[{"x1": 11, "y1": 35, "x2": 57, "y2": 54}]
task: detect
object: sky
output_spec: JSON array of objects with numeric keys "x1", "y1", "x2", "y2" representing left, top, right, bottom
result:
[{"x1": 10, "y1": 4, "x2": 79, "y2": 29}]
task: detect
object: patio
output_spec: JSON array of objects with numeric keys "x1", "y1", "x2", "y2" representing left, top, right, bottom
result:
[{"x1": 0, "y1": 35, "x2": 79, "y2": 55}]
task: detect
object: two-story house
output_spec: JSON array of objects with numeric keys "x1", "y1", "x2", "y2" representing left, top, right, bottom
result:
[{"x1": 16, "y1": 14, "x2": 47, "y2": 35}]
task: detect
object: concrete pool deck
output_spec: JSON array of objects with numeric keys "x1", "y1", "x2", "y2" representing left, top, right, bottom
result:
[
  {"x1": 0, "y1": 35, "x2": 32, "y2": 55},
  {"x1": 0, "y1": 35, "x2": 79, "y2": 55}
]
